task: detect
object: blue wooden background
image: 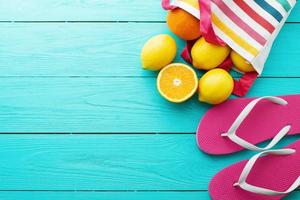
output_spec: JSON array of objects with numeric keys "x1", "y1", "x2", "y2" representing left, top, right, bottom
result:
[{"x1": 0, "y1": 1, "x2": 300, "y2": 199}]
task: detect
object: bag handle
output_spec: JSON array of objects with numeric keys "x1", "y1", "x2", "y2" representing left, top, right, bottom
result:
[
  {"x1": 198, "y1": 0, "x2": 226, "y2": 46},
  {"x1": 161, "y1": 0, "x2": 177, "y2": 10},
  {"x1": 163, "y1": 0, "x2": 258, "y2": 97},
  {"x1": 181, "y1": 44, "x2": 258, "y2": 97},
  {"x1": 162, "y1": 0, "x2": 225, "y2": 45},
  {"x1": 233, "y1": 72, "x2": 258, "y2": 97}
]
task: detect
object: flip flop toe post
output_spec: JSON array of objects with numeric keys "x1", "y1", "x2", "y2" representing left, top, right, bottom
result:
[
  {"x1": 197, "y1": 95, "x2": 300, "y2": 155},
  {"x1": 209, "y1": 140, "x2": 300, "y2": 200}
]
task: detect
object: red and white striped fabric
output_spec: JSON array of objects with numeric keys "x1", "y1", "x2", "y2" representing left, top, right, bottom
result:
[{"x1": 166, "y1": 0, "x2": 296, "y2": 74}]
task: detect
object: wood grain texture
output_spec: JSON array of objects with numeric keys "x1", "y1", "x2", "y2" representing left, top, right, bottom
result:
[
  {"x1": 0, "y1": 0, "x2": 300, "y2": 198},
  {"x1": 0, "y1": 134, "x2": 298, "y2": 190},
  {"x1": 0, "y1": 23, "x2": 299, "y2": 77},
  {"x1": 0, "y1": 0, "x2": 299, "y2": 22},
  {"x1": 0, "y1": 192, "x2": 210, "y2": 200},
  {"x1": 0, "y1": 77, "x2": 299, "y2": 133},
  {"x1": 0, "y1": 191, "x2": 298, "y2": 200}
]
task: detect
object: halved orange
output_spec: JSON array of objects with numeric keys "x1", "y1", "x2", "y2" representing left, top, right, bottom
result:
[{"x1": 157, "y1": 63, "x2": 198, "y2": 103}]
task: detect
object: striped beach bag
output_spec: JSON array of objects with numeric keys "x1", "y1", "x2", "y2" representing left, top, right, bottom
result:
[{"x1": 162, "y1": 0, "x2": 297, "y2": 96}]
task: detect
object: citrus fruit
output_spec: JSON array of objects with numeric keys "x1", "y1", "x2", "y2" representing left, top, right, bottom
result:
[
  {"x1": 191, "y1": 37, "x2": 231, "y2": 70},
  {"x1": 198, "y1": 68, "x2": 234, "y2": 105},
  {"x1": 157, "y1": 63, "x2": 198, "y2": 103},
  {"x1": 230, "y1": 50, "x2": 255, "y2": 73},
  {"x1": 167, "y1": 8, "x2": 201, "y2": 41},
  {"x1": 141, "y1": 34, "x2": 177, "y2": 71}
]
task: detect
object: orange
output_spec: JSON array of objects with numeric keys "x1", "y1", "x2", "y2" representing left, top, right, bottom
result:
[
  {"x1": 157, "y1": 63, "x2": 198, "y2": 103},
  {"x1": 167, "y1": 8, "x2": 201, "y2": 41}
]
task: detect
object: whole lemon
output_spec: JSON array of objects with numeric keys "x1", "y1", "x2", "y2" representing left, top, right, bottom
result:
[
  {"x1": 230, "y1": 50, "x2": 255, "y2": 73},
  {"x1": 191, "y1": 37, "x2": 230, "y2": 70},
  {"x1": 141, "y1": 34, "x2": 177, "y2": 71},
  {"x1": 167, "y1": 8, "x2": 201, "y2": 41},
  {"x1": 199, "y1": 68, "x2": 234, "y2": 105}
]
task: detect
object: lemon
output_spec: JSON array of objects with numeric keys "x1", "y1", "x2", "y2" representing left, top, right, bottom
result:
[
  {"x1": 157, "y1": 63, "x2": 198, "y2": 103},
  {"x1": 199, "y1": 68, "x2": 233, "y2": 105},
  {"x1": 191, "y1": 37, "x2": 230, "y2": 70},
  {"x1": 141, "y1": 34, "x2": 177, "y2": 71},
  {"x1": 230, "y1": 50, "x2": 255, "y2": 73}
]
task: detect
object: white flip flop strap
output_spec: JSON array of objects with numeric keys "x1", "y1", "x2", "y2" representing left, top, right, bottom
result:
[
  {"x1": 235, "y1": 149, "x2": 300, "y2": 196},
  {"x1": 222, "y1": 96, "x2": 290, "y2": 151}
]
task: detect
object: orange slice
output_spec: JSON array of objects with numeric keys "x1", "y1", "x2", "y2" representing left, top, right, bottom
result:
[{"x1": 157, "y1": 63, "x2": 198, "y2": 103}]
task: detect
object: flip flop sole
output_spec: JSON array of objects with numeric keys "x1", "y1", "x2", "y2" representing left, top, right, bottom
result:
[
  {"x1": 209, "y1": 140, "x2": 300, "y2": 200},
  {"x1": 197, "y1": 95, "x2": 300, "y2": 155}
]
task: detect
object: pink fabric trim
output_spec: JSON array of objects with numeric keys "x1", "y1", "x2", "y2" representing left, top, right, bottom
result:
[
  {"x1": 181, "y1": 43, "x2": 233, "y2": 69},
  {"x1": 161, "y1": 0, "x2": 257, "y2": 97},
  {"x1": 180, "y1": 40, "x2": 198, "y2": 64},
  {"x1": 181, "y1": 40, "x2": 256, "y2": 97},
  {"x1": 218, "y1": 56, "x2": 233, "y2": 71},
  {"x1": 161, "y1": 0, "x2": 225, "y2": 45},
  {"x1": 233, "y1": 72, "x2": 258, "y2": 97},
  {"x1": 161, "y1": 0, "x2": 177, "y2": 10},
  {"x1": 199, "y1": 0, "x2": 226, "y2": 46}
]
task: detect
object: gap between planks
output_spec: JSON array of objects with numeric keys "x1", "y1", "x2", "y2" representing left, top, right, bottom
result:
[
  {"x1": 0, "y1": 21, "x2": 166, "y2": 23},
  {"x1": 0, "y1": 190, "x2": 206, "y2": 192},
  {"x1": 0, "y1": 76, "x2": 298, "y2": 78},
  {"x1": 0, "y1": 132, "x2": 196, "y2": 134},
  {"x1": 0, "y1": 21, "x2": 298, "y2": 24}
]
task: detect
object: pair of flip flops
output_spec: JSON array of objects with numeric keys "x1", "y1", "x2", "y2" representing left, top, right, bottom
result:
[{"x1": 197, "y1": 95, "x2": 300, "y2": 199}]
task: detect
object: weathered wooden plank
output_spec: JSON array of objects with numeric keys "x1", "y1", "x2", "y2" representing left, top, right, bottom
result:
[
  {"x1": 0, "y1": 23, "x2": 298, "y2": 77},
  {"x1": 0, "y1": 191, "x2": 298, "y2": 200},
  {"x1": 0, "y1": 192, "x2": 209, "y2": 200},
  {"x1": 0, "y1": 77, "x2": 298, "y2": 133},
  {"x1": 0, "y1": 0, "x2": 299, "y2": 22},
  {"x1": 0, "y1": 134, "x2": 297, "y2": 190}
]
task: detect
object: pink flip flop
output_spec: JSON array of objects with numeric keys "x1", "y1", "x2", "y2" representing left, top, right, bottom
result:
[
  {"x1": 209, "y1": 140, "x2": 300, "y2": 200},
  {"x1": 197, "y1": 95, "x2": 300, "y2": 155}
]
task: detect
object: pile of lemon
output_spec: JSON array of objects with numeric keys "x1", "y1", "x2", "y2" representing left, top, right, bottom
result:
[{"x1": 141, "y1": 9, "x2": 255, "y2": 105}]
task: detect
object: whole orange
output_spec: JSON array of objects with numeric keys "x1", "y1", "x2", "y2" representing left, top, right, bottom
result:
[{"x1": 167, "y1": 8, "x2": 201, "y2": 41}]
